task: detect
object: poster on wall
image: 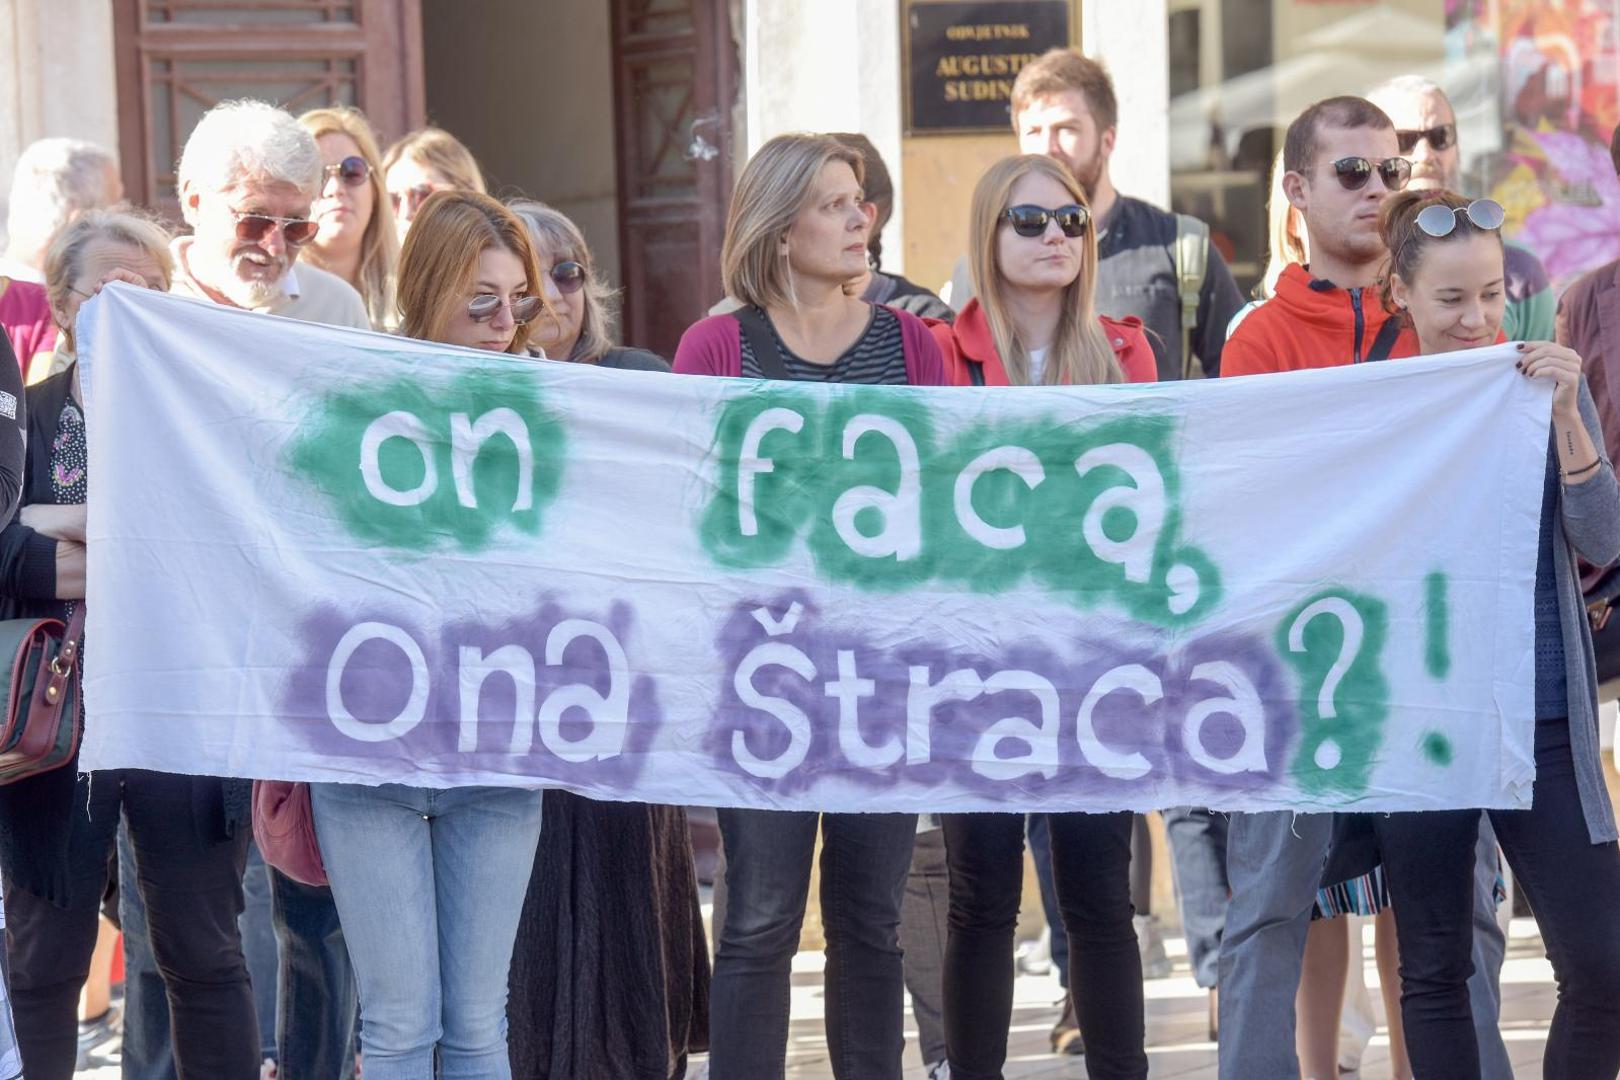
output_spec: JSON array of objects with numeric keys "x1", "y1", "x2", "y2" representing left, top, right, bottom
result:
[
  {"x1": 905, "y1": 0, "x2": 1071, "y2": 135},
  {"x1": 1449, "y1": 0, "x2": 1620, "y2": 290}
]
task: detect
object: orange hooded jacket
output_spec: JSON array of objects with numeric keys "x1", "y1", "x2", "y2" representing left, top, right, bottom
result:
[{"x1": 1221, "y1": 263, "x2": 1420, "y2": 376}]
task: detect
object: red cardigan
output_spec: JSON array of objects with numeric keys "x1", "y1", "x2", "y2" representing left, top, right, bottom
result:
[
  {"x1": 672, "y1": 305, "x2": 949, "y2": 386},
  {"x1": 926, "y1": 298, "x2": 1157, "y2": 386}
]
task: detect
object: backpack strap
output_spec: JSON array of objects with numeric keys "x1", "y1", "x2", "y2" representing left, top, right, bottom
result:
[
  {"x1": 734, "y1": 305, "x2": 791, "y2": 381},
  {"x1": 1364, "y1": 316, "x2": 1404, "y2": 363},
  {"x1": 1173, "y1": 214, "x2": 1210, "y2": 380}
]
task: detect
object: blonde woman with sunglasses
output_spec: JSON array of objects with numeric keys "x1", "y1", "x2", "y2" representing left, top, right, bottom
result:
[{"x1": 297, "y1": 107, "x2": 399, "y2": 330}]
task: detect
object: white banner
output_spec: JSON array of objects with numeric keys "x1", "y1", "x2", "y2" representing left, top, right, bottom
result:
[{"x1": 78, "y1": 286, "x2": 1551, "y2": 813}]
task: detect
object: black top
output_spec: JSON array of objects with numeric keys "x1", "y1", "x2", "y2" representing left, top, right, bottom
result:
[
  {"x1": 863, "y1": 271, "x2": 954, "y2": 323},
  {"x1": 593, "y1": 346, "x2": 671, "y2": 372}
]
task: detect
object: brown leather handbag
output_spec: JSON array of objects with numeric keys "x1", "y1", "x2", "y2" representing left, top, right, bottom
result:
[{"x1": 0, "y1": 604, "x2": 86, "y2": 785}]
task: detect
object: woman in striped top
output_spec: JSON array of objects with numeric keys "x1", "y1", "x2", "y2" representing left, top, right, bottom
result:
[{"x1": 674, "y1": 131, "x2": 945, "y2": 1080}]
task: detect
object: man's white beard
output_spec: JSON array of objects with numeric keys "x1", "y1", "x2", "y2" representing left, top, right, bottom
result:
[{"x1": 197, "y1": 245, "x2": 287, "y2": 308}]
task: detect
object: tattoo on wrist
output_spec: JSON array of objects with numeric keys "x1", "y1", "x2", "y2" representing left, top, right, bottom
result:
[{"x1": 1568, "y1": 430, "x2": 1577, "y2": 459}]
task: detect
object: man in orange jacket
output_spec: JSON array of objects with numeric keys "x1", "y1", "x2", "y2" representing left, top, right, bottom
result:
[
  {"x1": 1223, "y1": 97, "x2": 1418, "y2": 376},
  {"x1": 1216, "y1": 95, "x2": 1418, "y2": 1080}
]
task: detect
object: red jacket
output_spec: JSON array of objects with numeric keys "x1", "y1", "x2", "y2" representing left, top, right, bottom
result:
[
  {"x1": 1222, "y1": 264, "x2": 1419, "y2": 376},
  {"x1": 926, "y1": 298, "x2": 1157, "y2": 386}
]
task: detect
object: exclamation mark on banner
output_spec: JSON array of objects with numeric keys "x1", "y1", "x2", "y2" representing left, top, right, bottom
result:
[{"x1": 1421, "y1": 571, "x2": 1454, "y2": 766}]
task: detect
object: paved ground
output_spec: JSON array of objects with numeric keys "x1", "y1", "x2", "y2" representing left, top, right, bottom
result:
[{"x1": 75, "y1": 921, "x2": 1560, "y2": 1080}]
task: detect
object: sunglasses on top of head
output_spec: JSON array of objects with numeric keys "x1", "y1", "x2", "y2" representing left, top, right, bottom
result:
[
  {"x1": 229, "y1": 209, "x2": 319, "y2": 247},
  {"x1": 1393, "y1": 198, "x2": 1505, "y2": 266},
  {"x1": 1003, "y1": 203, "x2": 1090, "y2": 238},
  {"x1": 466, "y1": 294, "x2": 544, "y2": 325},
  {"x1": 1395, "y1": 124, "x2": 1457, "y2": 155},
  {"x1": 549, "y1": 261, "x2": 586, "y2": 295},
  {"x1": 1328, "y1": 156, "x2": 1412, "y2": 192},
  {"x1": 321, "y1": 155, "x2": 371, "y2": 188}
]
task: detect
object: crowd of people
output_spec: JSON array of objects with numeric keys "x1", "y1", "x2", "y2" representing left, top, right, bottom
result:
[{"x1": 0, "y1": 43, "x2": 1614, "y2": 1080}]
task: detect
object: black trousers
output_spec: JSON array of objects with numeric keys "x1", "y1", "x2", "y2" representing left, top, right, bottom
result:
[
  {"x1": 1489, "y1": 718, "x2": 1620, "y2": 1079},
  {"x1": 942, "y1": 811, "x2": 1146, "y2": 1080},
  {"x1": 3, "y1": 770, "x2": 257, "y2": 1080},
  {"x1": 1359, "y1": 809, "x2": 1483, "y2": 1079}
]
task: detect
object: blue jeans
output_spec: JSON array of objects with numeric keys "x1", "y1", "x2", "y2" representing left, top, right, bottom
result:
[
  {"x1": 1162, "y1": 807, "x2": 1229, "y2": 989},
  {"x1": 709, "y1": 809, "x2": 916, "y2": 1080},
  {"x1": 268, "y1": 870, "x2": 356, "y2": 1080},
  {"x1": 1026, "y1": 815, "x2": 1068, "y2": 988},
  {"x1": 310, "y1": 783, "x2": 543, "y2": 1080}
]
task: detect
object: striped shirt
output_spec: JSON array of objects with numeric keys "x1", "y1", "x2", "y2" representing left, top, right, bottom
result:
[{"x1": 739, "y1": 304, "x2": 908, "y2": 384}]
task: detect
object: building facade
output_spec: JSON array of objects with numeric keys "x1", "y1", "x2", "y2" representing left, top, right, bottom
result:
[{"x1": 1, "y1": 0, "x2": 1614, "y2": 355}]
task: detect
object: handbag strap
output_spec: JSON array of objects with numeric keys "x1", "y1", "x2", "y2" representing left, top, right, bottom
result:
[
  {"x1": 40, "y1": 604, "x2": 84, "y2": 710},
  {"x1": 734, "y1": 306, "x2": 792, "y2": 382}
]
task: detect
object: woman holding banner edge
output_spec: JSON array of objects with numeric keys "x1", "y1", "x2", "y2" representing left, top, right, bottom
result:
[
  {"x1": 306, "y1": 190, "x2": 547, "y2": 1080},
  {"x1": 1379, "y1": 187, "x2": 1620, "y2": 1078},
  {"x1": 923, "y1": 153, "x2": 1153, "y2": 1080},
  {"x1": 673, "y1": 132, "x2": 947, "y2": 1080}
]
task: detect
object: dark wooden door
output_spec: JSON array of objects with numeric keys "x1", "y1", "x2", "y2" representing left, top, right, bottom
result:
[
  {"x1": 113, "y1": 0, "x2": 425, "y2": 215},
  {"x1": 610, "y1": 0, "x2": 738, "y2": 361}
]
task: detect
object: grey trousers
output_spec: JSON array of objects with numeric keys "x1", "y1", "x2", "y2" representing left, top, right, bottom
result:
[
  {"x1": 1219, "y1": 811, "x2": 1511, "y2": 1080},
  {"x1": 899, "y1": 826, "x2": 948, "y2": 1067},
  {"x1": 1468, "y1": 814, "x2": 1514, "y2": 1080},
  {"x1": 1217, "y1": 811, "x2": 1331, "y2": 1080}
]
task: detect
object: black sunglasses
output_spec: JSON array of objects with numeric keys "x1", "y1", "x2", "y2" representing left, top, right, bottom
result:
[
  {"x1": 229, "y1": 209, "x2": 319, "y2": 247},
  {"x1": 550, "y1": 261, "x2": 586, "y2": 295},
  {"x1": 389, "y1": 183, "x2": 440, "y2": 215},
  {"x1": 1395, "y1": 124, "x2": 1457, "y2": 154},
  {"x1": 1003, "y1": 203, "x2": 1090, "y2": 238},
  {"x1": 467, "y1": 294, "x2": 543, "y2": 325},
  {"x1": 321, "y1": 155, "x2": 370, "y2": 188},
  {"x1": 1329, "y1": 156, "x2": 1412, "y2": 192}
]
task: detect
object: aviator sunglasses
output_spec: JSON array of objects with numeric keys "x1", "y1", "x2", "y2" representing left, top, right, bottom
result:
[
  {"x1": 466, "y1": 293, "x2": 544, "y2": 325},
  {"x1": 1395, "y1": 124, "x2": 1457, "y2": 155},
  {"x1": 321, "y1": 155, "x2": 370, "y2": 188},
  {"x1": 1329, "y1": 156, "x2": 1412, "y2": 192},
  {"x1": 229, "y1": 209, "x2": 319, "y2": 247},
  {"x1": 1003, "y1": 203, "x2": 1091, "y2": 238}
]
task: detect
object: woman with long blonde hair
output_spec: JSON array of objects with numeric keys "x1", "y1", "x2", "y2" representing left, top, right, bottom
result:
[
  {"x1": 308, "y1": 190, "x2": 546, "y2": 1080},
  {"x1": 925, "y1": 154, "x2": 1151, "y2": 1080},
  {"x1": 673, "y1": 131, "x2": 946, "y2": 1080},
  {"x1": 297, "y1": 106, "x2": 398, "y2": 329},
  {"x1": 930, "y1": 153, "x2": 1152, "y2": 387}
]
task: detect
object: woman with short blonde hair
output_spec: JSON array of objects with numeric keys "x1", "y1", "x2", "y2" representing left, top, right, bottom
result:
[
  {"x1": 382, "y1": 127, "x2": 486, "y2": 243},
  {"x1": 297, "y1": 107, "x2": 398, "y2": 329}
]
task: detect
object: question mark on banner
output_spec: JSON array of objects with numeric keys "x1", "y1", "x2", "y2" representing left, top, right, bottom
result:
[
  {"x1": 1277, "y1": 589, "x2": 1389, "y2": 797},
  {"x1": 1287, "y1": 597, "x2": 1363, "y2": 771}
]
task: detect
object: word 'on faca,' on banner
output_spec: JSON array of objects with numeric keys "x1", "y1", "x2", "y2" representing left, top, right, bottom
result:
[{"x1": 76, "y1": 284, "x2": 1551, "y2": 815}]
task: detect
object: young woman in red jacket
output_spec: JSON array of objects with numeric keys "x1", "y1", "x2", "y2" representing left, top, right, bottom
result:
[
  {"x1": 929, "y1": 152, "x2": 1153, "y2": 1080},
  {"x1": 928, "y1": 153, "x2": 1154, "y2": 389}
]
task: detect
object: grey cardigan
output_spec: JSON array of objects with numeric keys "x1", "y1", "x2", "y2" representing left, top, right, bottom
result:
[{"x1": 1550, "y1": 379, "x2": 1620, "y2": 844}]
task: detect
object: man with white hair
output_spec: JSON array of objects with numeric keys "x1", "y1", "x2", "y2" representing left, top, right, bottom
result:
[
  {"x1": 1368, "y1": 75, "x2": 1554, "y2": 342},
  {"x1": 0, "y1": 137, "x2": 122, "y2": 283},
  {"x1": 170, "y1": 99, "x2": 368, "y2": 328},
  {"x1": 122, "y1": 98, "x2": 366, "y2": 1080}
]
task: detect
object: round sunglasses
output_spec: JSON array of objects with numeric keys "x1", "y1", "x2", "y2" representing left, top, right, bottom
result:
[
  {"x1": 1003, "y1": 203, "x2": 1090, "y2": 238},
  {"x1": 1329, "y1": 156, "x2": 1412, "y2": 192},
  {"x1": 229, "y1": 209, "x2": 319, "y2": 247},
  {"x1": 466, "y1": 293, "x2": 543, "y2": 325},
  {"x1": 321, "y1": 155, "x2": 370, "y2": 188},
  {"x1": 1412, "y1": 198, "x2": 1505, "y2": 238},
  {"x1": 549, "y1": 261, "x2": 586, "y2": 295}
]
